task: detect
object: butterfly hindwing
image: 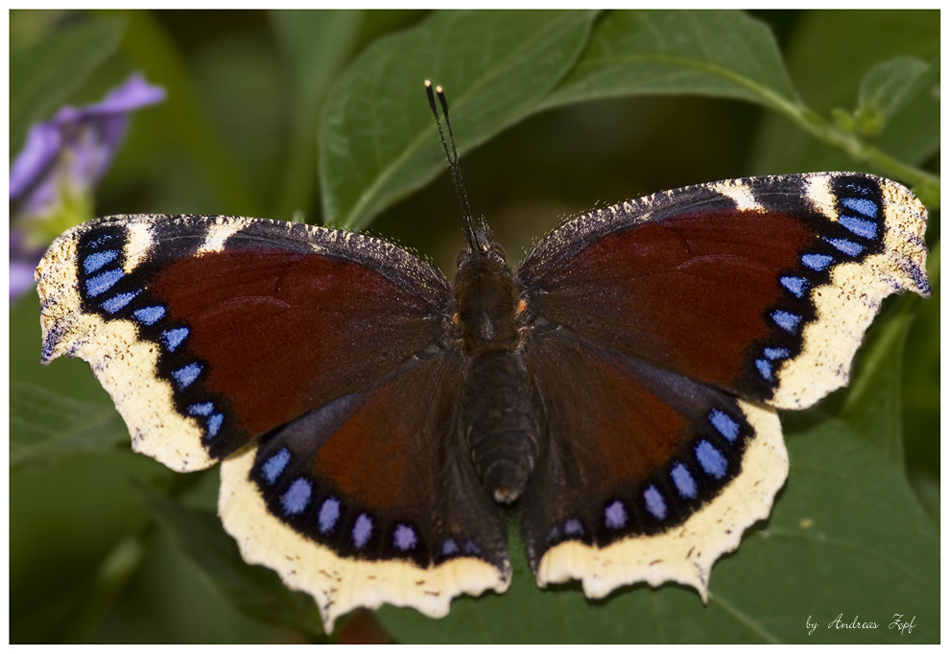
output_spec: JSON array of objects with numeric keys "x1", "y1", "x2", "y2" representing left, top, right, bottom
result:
[
  {"x1": 518, "y1": 172, "x2": 930, "y2": 410},
  {"x1": 520, "y1": 327, "x2": 787, "y2": 599},
  {"x1": 219, "y1": 349, "x2": 511, "y2": 633},
  {"x1": 37, "y1": 214, "x2": 449, "y2": 471}
]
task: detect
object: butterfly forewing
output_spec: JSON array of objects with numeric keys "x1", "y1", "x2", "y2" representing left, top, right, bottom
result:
[{"x1": 37, "y1": 215, "x2": 449, "y2": 470}]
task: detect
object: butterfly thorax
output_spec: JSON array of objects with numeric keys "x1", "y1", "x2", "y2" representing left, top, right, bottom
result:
[
  {"x1": 452, "y1": 247, "x2": 521, "y2": 350},
  {"x1": 453, "y1": 245, "x2": 540, "y2": 504}
]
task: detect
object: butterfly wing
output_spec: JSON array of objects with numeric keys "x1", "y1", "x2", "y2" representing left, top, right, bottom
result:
[
  {"x1": 516, "y1": 173, "x2": 929, "y2": 597},
  {"x1": 37, "y1": 214, "x2": 510, "y2": 631}
]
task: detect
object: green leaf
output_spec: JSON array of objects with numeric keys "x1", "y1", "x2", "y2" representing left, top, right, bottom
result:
[
  {"x1": 377, "y1": 422, "x2": 938, "y2": 643},
  {"x1": 115, "y1": 10, "x2": 262, "y2": 215},
  {"x1": 270, "y1": 10, "x2": 363, "y2": 219},
  {"x1": 10, "y1": 382, "x2": 129, "y2": 469},
  {"x1": 872, "y1": 54, "x2": 940, "y2": 171},
  {"x1": 751, "y1": 10, "x2": 939, "y2": 174},
  {"x1": 839, "y1": 299, "x2": 915, "y2": 463},
  {"x1": 10, "y1": 18, "x2": 125, "y2": 157},
  {"x1": 853, "y1": 57, "x2": 929, "y2": 137},
  {"x1": 138, "y1": 482, "x2": 324, "y2": 640},
  {"x1": 542, "y1": 10, "x2": 800, "y2": 113},
  {"x1": 319, "y1": 9, "x2": 598, "y2": 229}
]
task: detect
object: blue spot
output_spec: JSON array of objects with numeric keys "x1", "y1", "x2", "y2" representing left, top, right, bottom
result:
[
  {"x1": 709, "y1": 408, "x2": 740, "y2": 442},
  {"x1": 463, "y1": 540, "x2": 481, "y2": 555},
  {"x1": 838, "y1": 215, "x2": 877, "y2": 239},
  {"x1": 207, "y1": 414, "x2": 223, "y2": 438},
  {"x1": 845, "y1": 181, "x2": 873, "y2": 196},
  {"x1": 261, "y1": 448, "x2": 290, "y2": 484},
  {"x1": 780, "y1": 276, "x2": 808, "y2": 298},
  {"x1": 161, "y1": 327, "x2": 189, "y2": 352},
  {"x1": 280, "y1": 478, "x2": 312, "y2": 515},
  {"x1": 772, "y1": 310, "x2": 802, "y2": 333},
  {"x1": 441, "y1": 538, "x2": 459, "y2": 556},
  {"x1": 801, "y1": 253, "x2": 834, "y2": 271},
  {"x1": 764, "y1": 347, "x2": 790, "y2": 360},
  {"x1": 100, "y1": 290, "x2": 139, "y2": 314},
  {"x1": 171, "y1": 362, "x2": 202, "y2": 388},
  {"x1": 318, "y1": 498, "x2": 340, "y2": 533},
  {"x1": 671, "y1": 463, "x2": 697, "y2": 499},
  {"x1": 696, "y1": 440, "x2": 728, "y2": 479},
  {"x1": 564, "y1": 518, "x2": 584, "y2": 536},
  {"x1": 643, "y1": 485, "x2": 667, "y2": 520},
  {"x1": 134, "y1": 305, "x2": 166, "y2": 326},
  {"x1": 352, "y1": 514, "x2": 373, "y2": 549},
  {"x1": 756, "y1": 359, "x2": 772, "y2": 380},
  {"x1": 87, "y1": 234, "x2": 117, "y2": 249},
  {"x1": 824, "y1": 237, "x2": 864, "y2": 257},
  {"x1": 841, "y1": 196, "x2": 877, "y2": 218},
  {"x1": 84, "y1": 249, "x2": 119, "y2": 274},
  {"x1": 393, "y1": 524, "x2": 417, "y2": 551},
  {"x1": 604, "y1": 500, "x2": 627, "y2": 529},
  {"x1": 85, "y1": 269, "x2": 124, "y2": 297},
  {"x1": 188, "y1": 402, "x2": 214, "y2": 416}
]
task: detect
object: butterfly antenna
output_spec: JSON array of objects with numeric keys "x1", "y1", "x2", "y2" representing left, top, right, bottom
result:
[{"x1": 425, "y1": 80, "x2": 481, "y2": 252}]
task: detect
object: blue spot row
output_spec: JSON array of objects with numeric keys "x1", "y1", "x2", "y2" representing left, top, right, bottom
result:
[
  {"x1": 81, "y1": 234, "x2": 207, "y2": 440},
  {"x1": 257, "y1": 459, "x2": 431, "y2": 556},
  {"x1": 636, "y1": 409, "x2": 742, "y2": 524}
]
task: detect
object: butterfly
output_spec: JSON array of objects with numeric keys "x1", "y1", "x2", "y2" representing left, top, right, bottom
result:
[{"x1": 36, "y1": 90, "x2": 930, "y2": 633}]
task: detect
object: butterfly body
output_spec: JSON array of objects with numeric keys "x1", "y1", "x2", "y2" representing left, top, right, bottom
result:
[
  {"x1": 36, "y1": 172, "x2": 929, "y2": 632},
  {"x1": 452, "y1": 223, "x2": 540, "y2": 504}
]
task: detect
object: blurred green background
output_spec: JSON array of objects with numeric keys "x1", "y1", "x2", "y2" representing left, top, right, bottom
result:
[{"x1": 10, "y1": 9, "x2": 939, "y2": 643}]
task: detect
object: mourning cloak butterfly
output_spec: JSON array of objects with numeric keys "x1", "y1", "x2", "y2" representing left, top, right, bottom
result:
[{"x1": 36, "y1": 89, "x2": 930, "y2": 633}]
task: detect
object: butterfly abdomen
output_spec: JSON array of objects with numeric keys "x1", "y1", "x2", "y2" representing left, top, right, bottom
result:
[{"x1": 461, "y1": 347, "x2": 540, "y2": 505}]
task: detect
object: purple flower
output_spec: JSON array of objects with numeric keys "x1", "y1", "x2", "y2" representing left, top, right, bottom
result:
[{"x1": 10, "y1": 73, "x2": 165, "y2": 301}]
